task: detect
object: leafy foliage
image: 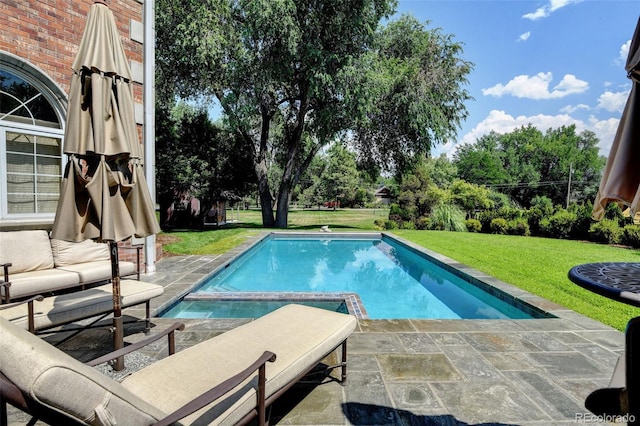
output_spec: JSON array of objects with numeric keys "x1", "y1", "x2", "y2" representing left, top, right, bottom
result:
[
  {"x1": 453, "y1": 125, "x2": 605, "y2": 207},
  {"x1": 156, "y1": 1, "x2": 472, "y2": 227}
]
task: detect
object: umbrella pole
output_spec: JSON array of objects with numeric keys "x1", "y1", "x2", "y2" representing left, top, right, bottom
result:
[{"x1": 109, "y1": 241, "x2": 125, "y2": 371}]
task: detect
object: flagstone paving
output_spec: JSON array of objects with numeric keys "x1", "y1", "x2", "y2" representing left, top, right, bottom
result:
[{"x1": 6, "y1": 233, "x2": 629, "y2": 425}]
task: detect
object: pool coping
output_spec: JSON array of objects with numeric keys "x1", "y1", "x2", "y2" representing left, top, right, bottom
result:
[{"x1": 156, "y1": 231, "x2": 564, "y2": 320}]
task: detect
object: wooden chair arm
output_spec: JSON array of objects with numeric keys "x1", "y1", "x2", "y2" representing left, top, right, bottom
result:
[
  {"x1": 86, "y1": 322, "x2": 185, "y2": 367},
  {"x1": 153, "y1": 351, "x2": 277, "y2": 426}
]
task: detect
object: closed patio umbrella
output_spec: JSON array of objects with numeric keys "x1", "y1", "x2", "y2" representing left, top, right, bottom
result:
[
  {"x1": 593, "y1": 17, "x2": 640, "y2": 220},
  {"x1": 52, "y1": 0, "x2": 159, "y2": 370}
]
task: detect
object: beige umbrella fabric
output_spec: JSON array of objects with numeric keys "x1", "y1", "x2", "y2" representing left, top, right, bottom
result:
[
  {"x1": 52, "y1": 1, "x2": 159, "y2": 370},
  {"x1": 593, "y1": 17, "x2": 640, "y2": 220}
]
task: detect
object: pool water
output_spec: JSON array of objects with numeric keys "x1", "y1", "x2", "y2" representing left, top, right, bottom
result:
[
  {"x1": 163, "y1": 299, "x2": 349, "y2": 318},
  {"x1": 162, "y1": 235, "x2": 550, "y2": 320}
]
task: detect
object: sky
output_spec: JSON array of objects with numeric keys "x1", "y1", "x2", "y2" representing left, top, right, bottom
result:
[{"x1": 394, "y1": 0, "x2": 639, "y2": 159}]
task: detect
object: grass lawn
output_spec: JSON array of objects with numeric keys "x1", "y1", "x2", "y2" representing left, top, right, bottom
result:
[{"x1": 160, "y1": 208, "x2": 640, "y2": 331}]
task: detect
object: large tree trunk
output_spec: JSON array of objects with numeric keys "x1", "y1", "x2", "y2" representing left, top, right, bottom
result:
[
  {"x1": 274, "y1": 180, "x2": 292, "y2": 228},
  {"x1": 255, "y1": 160, "x2": 275, "y2": 227}
]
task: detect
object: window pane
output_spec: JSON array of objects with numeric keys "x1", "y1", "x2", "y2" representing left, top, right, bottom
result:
[
  {"x1": 7, "y1": 173, "x2": 34, "y2": 193},
  {"x1": 36, "y1": 194, "x2": 59, "y2": 213},
  {"x1": 35, "y1": 135, "x2": 61, "y2": 156},
  {"x1": 36, "y1": 156, "x2": 60, "y2": 175},
  {"x1": 6, "y1": 132, "x2": 32, "y2": 154},
  {"x1": 6, "y1": 153, "x2": 34, "y2": 174},
  {"x1": 0, "y1": 70, "x2": 60, "y2": 128},
  {"x1": 37, "y1": 175, "x2": 61, "y2": 193},
  {"x1": 7, "y1": 193, "x2": 35, "y2": 214}
]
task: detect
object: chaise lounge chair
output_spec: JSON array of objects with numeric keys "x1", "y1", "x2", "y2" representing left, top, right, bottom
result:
[{"x1": 0, "y1": 303, "x2": 357, "y2": 425}]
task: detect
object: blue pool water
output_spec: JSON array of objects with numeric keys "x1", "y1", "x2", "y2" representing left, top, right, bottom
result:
[{"x1": 163, "y1": 235, "x2": 549, "y2": 320}]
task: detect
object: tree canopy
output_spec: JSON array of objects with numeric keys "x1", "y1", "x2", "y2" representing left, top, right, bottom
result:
[
  {"x1": 453, "y1": 125, "x2": 605, "y2": 208},
  {"x1": 156, "y1": 0, "x2": 473, "y2": 228}
]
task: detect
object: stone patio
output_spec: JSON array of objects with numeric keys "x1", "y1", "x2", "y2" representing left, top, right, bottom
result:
[{"x1": 5, "y1": 233, "x2": 627, "y2": 425}]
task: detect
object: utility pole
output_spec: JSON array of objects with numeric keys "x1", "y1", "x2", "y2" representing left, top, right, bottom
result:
[{"x1": 566, "y1": 163, "x2": 573, "y2": 208}]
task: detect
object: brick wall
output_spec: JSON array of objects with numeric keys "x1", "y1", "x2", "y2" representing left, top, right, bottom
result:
[{"x1": 0, "y1": 0, "x2": 144, "y2": 103}]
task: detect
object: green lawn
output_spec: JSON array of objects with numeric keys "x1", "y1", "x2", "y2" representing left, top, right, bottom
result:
[{"x1": 160, "y1": 208, "x2": 640, "y2": 331}]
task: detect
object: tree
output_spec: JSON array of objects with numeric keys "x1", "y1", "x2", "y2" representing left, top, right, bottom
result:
[
  {"x1": 156, "y1": 1, "x2": 472, "y2": 228},
  {"x1": 155, "y1": 102, "x2": 254, "y2": 226},
  {"x1": 319, "y1": 144, "x2": 360, "y2": 209},
  {"x1": 453, "y1": 125, "x2": 605, "y2": 207}
]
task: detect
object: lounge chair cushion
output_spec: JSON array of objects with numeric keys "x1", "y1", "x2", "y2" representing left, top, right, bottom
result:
[
  {"x1": 50, "y1": 238, "x2": 110, "y2": 267},
  {"x1": 0, "y1": 316, "x2": 165, "y2": 425},
  {"x1": 121, "y1": 304, "x2": 357, "y2": 425},
  {"x1": 1, "y1": 304, "x2": 356, "y2": 425},
  {"x1": 0, "y1": 230, "x2": 54, "y2": 273},
  {"x1": 0, "y1": 280, "x2": 163, "y2": 331}
]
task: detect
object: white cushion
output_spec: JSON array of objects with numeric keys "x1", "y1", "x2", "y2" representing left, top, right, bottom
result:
[
  {"x1": 1, "y1": 269, "x2": 80, "y2": 300},
  {"x1": 0, "y1": 280, "x2": 163, "y2": 330},
  {"x1": 0, "y1": 230, "x2": 54, "y2": 273},
  {"x1": 0, "y1": 316, "x2": 166, "y2": 424},
  {"x1": 57, "y1": 260, "x2": 136, "y2": 283},
  {"x1": 50, "y1": 238, "x2": 110, "y2": 267},
  {"x1": 122, "y1": 304, "x2": 357, "y2": 425}
]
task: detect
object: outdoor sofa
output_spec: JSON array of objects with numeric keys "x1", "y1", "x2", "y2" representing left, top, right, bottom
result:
[
  {"x1": 0, "y1": 303, "x2": 358, "y2": 426},
  {"x1": 0, "y1": 230, "x2": 139, "y2": 303}
]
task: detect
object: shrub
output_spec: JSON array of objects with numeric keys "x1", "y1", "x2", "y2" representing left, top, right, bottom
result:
[
  {"x1": 621, "y1": 224, "x2": 640, "y2": 248},
  {"x1": 400, "y1": 220, "x2": 416, "y2": 230},
  {"x1": 465, "y1": 218, "x2": 482, "y2": 233},
  {"x1": 415, "y1": 216, "x2": 431, "y2": 230},
  {"x1": 507, "y1": 219, "x2": 530, "y2": 236},
  {"x1": 490, "y1": 218, "x2": 508, "y2": 234},
  {"x1": 589, "y1": 219, "x2": 621, "y2": 244},
  {"x1": 430, "y1": 203, "x2": 467, "y2": 232},
  {"x1": 604, "y1": 202, "x2": 625, "y2": 226},
  {"x1": 569, "y1": 202, "x2": 594, "y2": 240},
  {"x1": 373, "y1": 219, "x2": 386, "y2": 230},
  {"x1": 539, "y1": 209, "x2": 576, "y2": 239},
  {"x1": 384, "y1": 219, "x2": 398, "y2": 230}
]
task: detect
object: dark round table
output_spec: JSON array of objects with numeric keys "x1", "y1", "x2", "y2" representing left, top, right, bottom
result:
[{"x1": 569, "y1": 262, "x2": 640, "y2": 307}]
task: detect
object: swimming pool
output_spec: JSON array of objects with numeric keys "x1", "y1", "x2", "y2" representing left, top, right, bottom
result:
[{"x1": 162, "y1": 233, "x2": 553, "y2": 320}]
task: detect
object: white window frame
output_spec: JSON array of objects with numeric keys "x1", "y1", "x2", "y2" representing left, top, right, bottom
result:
[
  {"x1": 0, "y1": 122, "x2": 65, "y2": 219},
  {"x1": 0, "y1": 52, "x2": 67, "y2": 224}
]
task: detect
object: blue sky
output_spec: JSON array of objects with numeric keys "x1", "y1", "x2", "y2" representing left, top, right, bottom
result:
[{"x1": 394, "y1": 0, "x2": 639, "y2": 158}]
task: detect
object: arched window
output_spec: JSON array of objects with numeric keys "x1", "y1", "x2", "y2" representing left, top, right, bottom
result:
[{"x1": 0, "y1": 53, "x2": 66, "y2": 221}]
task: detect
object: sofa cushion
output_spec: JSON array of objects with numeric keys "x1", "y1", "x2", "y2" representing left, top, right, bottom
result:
[
  {"x1": 57, "y1": 260, "x2": 136, "y2": 283},
  {"x1": 0, "y1": 230, "x2": 54, "y2": 273},
  {"x1": 1, "y1": 269, "x2": 80, "y2": 300},
  {"x1": 122, "y1": 304, "x2": 357, "y2": 425},
  {"x1": 0, "y1": 316, "x2": 166, "y2": 425},
  {"x1": 50, "y1": 238, "x2": 110, "y2": 267},
  {"x1": 0, "y1": 280, "x2": 164, "y2": 330}
]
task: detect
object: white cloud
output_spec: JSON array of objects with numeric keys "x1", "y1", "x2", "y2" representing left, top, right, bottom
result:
[
  {"x1": 618, "y1": 39, "x2": 631, "y2": 65},
  {"x1": 523, "y1": 0, "x2": 584, "y2": 21},
  {"x1": 439, "y1": 109, "x2": 619, "y2": 159},
  {"x1": 482, "y1": 73, "x2": 589, "y2": 99},
  {"x1": 518, "y1": 32, "x2": 531, "y2": 42},
  {"x1": 588, "y1": 116, "x2": 620, "y2": 154},
  {"x1": 597, "y1": 90, "x2": 629, "y2": 113},
  {"x1": 560, "y1": 104, "x2": 590, "y2": 114}
]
